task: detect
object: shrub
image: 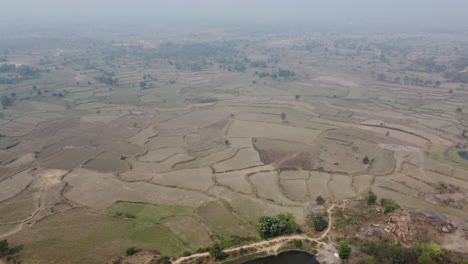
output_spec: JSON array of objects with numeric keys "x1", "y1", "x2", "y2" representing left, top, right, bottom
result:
[
  {"x1": 125, "y1": 247, "x2": 138, "y2": 256},
  {"x1": 158, "y1": 256, "x2": 171, "y2": 264},
  {"x1": 0, "y1": 240, "x2": 9, "y2": 256},
  {"x1": 338, "y1": 241, "x2": 351, "y2": 260},
  {"x1": 316, "y1": 195, "x2": 325, "y2": 205},
  {"x1": 380, "y1": 198, "x2": 400, "y2": 214},
  {"x1": 209, "y1": 243, "x2": 224, "y2": 259},
  {"x1": 363, "y1": 156, "x2": 370, "y2": 164},
  {"x1": 417, "y1": 242, "x2": 443, "y2": 264},
  {"x1": 294, "y1": 240, "x2": 303, "y2": 248},
  {"x1": 311, "y1": 213, "x2": 328, "y2": 231},
  {"x1": 367, "y1": 193, "x2": 377, "y2": 205}
]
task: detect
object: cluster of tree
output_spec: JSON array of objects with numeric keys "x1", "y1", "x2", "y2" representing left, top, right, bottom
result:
[
  {"x1": 408, "y1": 57, "x2": 447, "y2": 73},
  {"x1": 250, "y1": 60, "x2": 267, "y2": 68},
  {"x1": 359, "y1": 241, "x2": 461, "y2": 264},
  {"x1": 374, "y1": 72, "x2": 441, "y2": 87},
  {"x1": 0, "y1": 64, "x2": 40, "y2": 84},
  {"x1": 255, "y1": 69, "x2": 295, "y2": 79},
  {"x1": 446, "y1": 72, "x2": 468, "y2": 84},
  {"x1": 380, "y1": 198, "x2": 400, "y2": 214},
  {"x1": 95, "y1": 72, "x2": 118, "y2": 86},
  {"x1": 1, "y1": 95, "x2": 14, "y2": 109},
  {"x1": 256, "y1": 213, "x2": 298, "y2": 239}
]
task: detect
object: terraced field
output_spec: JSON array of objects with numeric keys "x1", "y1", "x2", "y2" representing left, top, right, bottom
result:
[{"x1": 0, "y1": 25, "x2": 468, "y2": 263}]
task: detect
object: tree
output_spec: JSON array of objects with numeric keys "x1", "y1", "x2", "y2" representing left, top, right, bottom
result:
[
  {"x1": 209, "y1": 243, "x2": 224, "y2": 259},
  {"x1": 139, "y1": 81, "x2": 147, "y2": 89},
  {"x1": 380, "y1": 198, "x2": 400, "y2": 214},
  {"x1": 281, "y1": 112, "x2": 287, "y2": 122},
  {"x1": 363, "y1": 156, "x2": 370, "y2": 164},
  {"x1": 435, "y1": 81, "x2": 441, "y2": 87},
  {"x1": 224, "y1": 139, "x2": 230, "y2": 145},
  {"x1": 456, "y1": 107, "x2": 463, "y2": 113},
  {"x1": 311, "y1": 213, "x2": 328, "y2": 231},
  {"x1": 257, "y1": 213, "x2": 297, "y2": 239},
  {"x1": 316, "y1": 195, "x2": 325, "y2": 205},
  {"x1": 367, "y1": 193, "x2": 377, "y2": 205},
  {"x1": 338, "y1": 241, "x2": 351, "y2": 260},
  {"x1": 0, "y1": 240, "x2": 8, "y2": 256},
  {"x1": 125, "y1": 246, "x2": 138, "y2": 256},
  {"x1": 417, "y1": 242, "x2": 443, "y2": 264},
  {"x1": 1, "y1": 95, "x2": 12, "y2": 108},
  {"x1": 295, "y1": 95, "x2": 300, "y2": 100}
]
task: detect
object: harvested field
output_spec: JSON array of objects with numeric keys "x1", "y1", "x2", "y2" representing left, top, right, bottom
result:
[
  {"x1": 213, "y1": 148, "x2": 263, "y2": 172},
  {"x1": 228, "y1": 120, "x2": 321, "y2": 144},
  {"x1": 0, "y1": 170, "x2": 34, "y2": 201},
  {"x1": 64, "y1": 169, "x2": 213, "y2": 210}
]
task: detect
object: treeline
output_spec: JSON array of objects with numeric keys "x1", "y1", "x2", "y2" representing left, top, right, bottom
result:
[
  {"x1": 95, "y1": 72, "x2": 118, "y2": 86},
  {"x1": 255, "y1": 69, "x2": 295, "y2": 79},
  {"x1": 0, "y1": 63, "x2": 40, "y2": 84}
]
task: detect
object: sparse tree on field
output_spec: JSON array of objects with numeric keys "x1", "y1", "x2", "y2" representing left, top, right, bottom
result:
[
  {"x1": 281, "y1": 112, "x2": 287, "y2": 122},
  {"x1": 295, "y1": 95, "x2": 300, "y2": 100}
]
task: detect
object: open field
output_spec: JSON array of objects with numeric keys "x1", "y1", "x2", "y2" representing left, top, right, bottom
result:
[{"x1": 0, "y1": 22, "x2": 467, "y2": 263}]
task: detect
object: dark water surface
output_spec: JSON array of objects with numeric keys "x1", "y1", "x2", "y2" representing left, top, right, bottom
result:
[
  {"x1": 459, "y1": 151, "x2": 468, "y2": 160},
  {"x1": 243, "y1": 251, "x2": 320, "y2": 264}
]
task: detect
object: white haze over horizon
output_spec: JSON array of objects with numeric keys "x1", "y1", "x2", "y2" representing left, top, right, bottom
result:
[{"x1": 2, "y1": 0, "x2": 468, "y2": 29}]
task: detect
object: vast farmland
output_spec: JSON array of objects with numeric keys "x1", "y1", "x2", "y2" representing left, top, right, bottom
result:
[{"x1": 0, "y1": 20, "x2": 467, "y2": 264}]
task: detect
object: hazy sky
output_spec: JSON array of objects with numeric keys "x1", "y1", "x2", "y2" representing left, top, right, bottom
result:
[{"x1": 3, "y1": 0, "x2": 468, "y2": 27}]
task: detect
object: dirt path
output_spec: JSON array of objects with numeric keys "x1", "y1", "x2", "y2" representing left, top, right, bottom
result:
[{"x1": 172, "y1": 203, "x2": 340, "y2": 264}]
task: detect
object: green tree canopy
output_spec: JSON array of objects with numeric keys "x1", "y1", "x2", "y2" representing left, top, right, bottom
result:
[
  {"x1": 311, "y1": 213, "x2": 328, "y2": 231},
  {"x1": 257, "y1": 213, "x2": 297, "y2": 239}
]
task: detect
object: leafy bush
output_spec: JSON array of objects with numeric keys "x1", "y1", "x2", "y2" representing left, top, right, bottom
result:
[
  {"x1": 316, "y1": 196, "x2": 325, "y2": 205},
  {"x1": 311, "y1": 213, "x2": 328, "y2": 231},
  {"x1": 294, "y1": 240, "x2": 303, "y2": 248},
  {"x1": 367, "y1": 193, "x2": 377, "y2": 205},
  {"x1": 380, "y1": 198, "x2": 400, "y2": 214},
  {"x1": 209, "y1": 243, "x2": 225, "y2": 259},
  {"x1": 125, "y1": 246, "x2": 138, "y2": 256},
  {"x1": 0, "y1": 240, "x2": 9, "y2": 256},
  {"x1": 363, "y1": 156, "x2": 370, "y2": 164},
  {"x1": 338, "y1": 241, "x2": 351, "y2": 260}
]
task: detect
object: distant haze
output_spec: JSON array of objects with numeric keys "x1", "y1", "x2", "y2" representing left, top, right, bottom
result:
[{"x1": 3, "y1": 0, "x2": 468, "y2": 29}]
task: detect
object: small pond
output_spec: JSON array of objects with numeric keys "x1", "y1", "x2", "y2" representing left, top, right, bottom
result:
[
  {"x1": 459, "y1": 151, "x2": 468, "y2": 161},
  {"x1": 243, "y1": 251, "x2": 320, "y2": 264}
]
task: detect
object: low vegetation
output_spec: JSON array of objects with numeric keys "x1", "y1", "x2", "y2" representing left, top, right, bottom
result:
[{"x1": 380, "y1": 198, "x2": 400, "y2": 214}]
